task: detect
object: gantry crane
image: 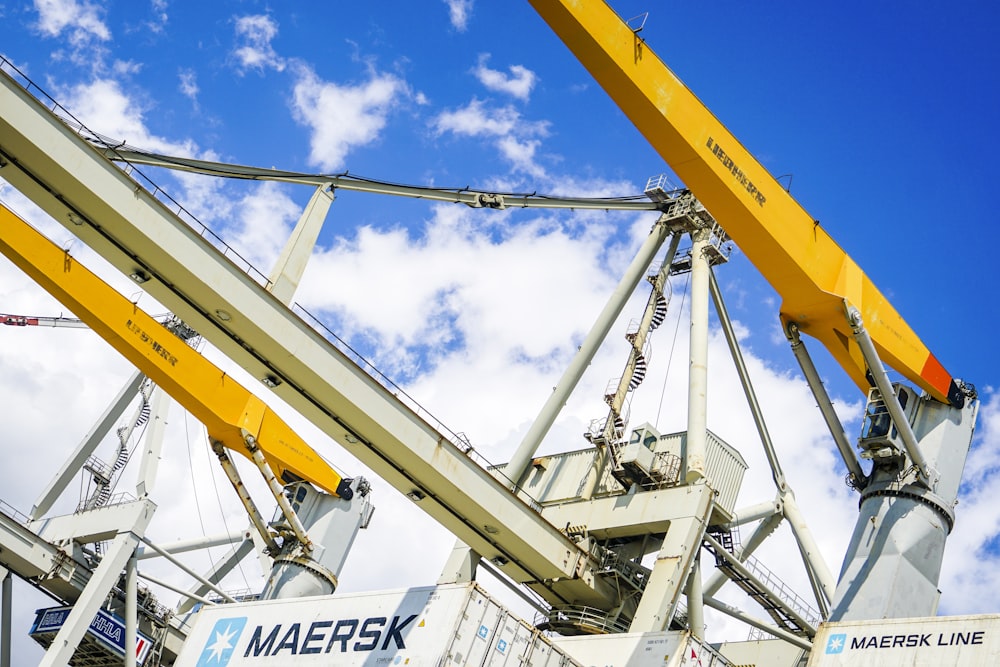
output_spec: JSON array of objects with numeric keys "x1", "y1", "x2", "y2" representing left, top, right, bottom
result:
[
  {"x1": 0, "y1": 2, "x2": 987, "y2": 665},
  {"x1": 527, "y1": 0, "x2": 979, "y2": 630}
]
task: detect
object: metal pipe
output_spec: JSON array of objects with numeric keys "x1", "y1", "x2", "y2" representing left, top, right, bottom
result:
[
  {"x1": 703, "y1": 596, "x2": 812, "y2": 651},
  {"x1": 684, "y1": 229, "x2": 710, "y2": 482},
  {"x1": 138, "y1": 536, "x2": 237, "y2": 603},
  {"x1": 847, "y1": 307, "x2": 936, "y2": 485},
  {"x1": 135, "y1": 571, "x2": 217, "y2": 606},
  {"x1": 478, "y1": 558, "x2": 549, "y2": 616},
  {"x1": 111, "y1": 149, "x2": 666, "y2": 213},
  {"x1": 685, "y1": 554, "x2": 705, "y2": 640},
  {"x1": 505, "y1": 220, "x2": 673, "y2": 486},
  {"x1": 722, "y1": 500, "x2": 782, "y2": 529},
  {"x1": 212, "y1": 442, "x2": 280, "y2": 554},
  {"x1": 136, "y1": 529, "x2": 249, "y2": 560},
  {"x1": 244, "y1": 435, "x2": 313, "y2": 551},
  {"x1": 125, "y1": 551, "x2": 137, "y2": 667},
  {"x1": 794, "y1": 532, "x2": 830, "y2": 620},
  {"x1": 710, "y1": 278, "x2": 837, "y2": 605},
  {"x1": 782, "y1": 492, "x2": 835, "y2": 604},
  {"x1": 1, "y1": 569, "x2": 11, "y2": 667},
  {"x1": 786, "y1": 323, "x2": 866, "y2": 487},
  {"x1": 709, "y1": 269, "x2": 784, "y2": 489}
]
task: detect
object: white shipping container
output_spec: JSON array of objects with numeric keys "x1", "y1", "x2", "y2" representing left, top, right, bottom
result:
[
  {"x1": 555, "y1": 630, "x2": 731, "y2": 667},
  {"x1": 173, "y1": 583, "x2": 580, "y2": 666},
  {"x1": 808, "y1": 614, "x2": 1000, "y2": 666}
]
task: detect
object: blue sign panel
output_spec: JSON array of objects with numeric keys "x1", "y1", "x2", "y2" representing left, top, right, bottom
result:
[{"x1": 31, "y1": 606, "x2": 153, "y2": 664}]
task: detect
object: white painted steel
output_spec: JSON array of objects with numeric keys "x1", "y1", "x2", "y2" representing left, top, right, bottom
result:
[
  {"x1": 703, "y1": 532, "x2": 818, "y2": 638},
  {"x1": 704, "y1": 511, "x2": 784, "y2": 598},
  {"x1": 782, "y1": 493, "x2": 836, "y2": 605},
  {"x1": 540, "y1": 481, "x2": 712, "y2": 541},
  {"x1": 786, "y1": 324, "x2": 865, "y2": 485},
  {"x1": 111, "y1": 148, "x2": 664, "y2": 213},
  {"x1": 686, "y1": 554, "x2": 705, "y2": 640},
  {"x1": 176, "y1": 537, "x2": 258, "y2": 616},
  {"x1": 709, "y1": 268, "x2": 786, "y2": 490},
  {"x1": 267, "y1": 185, "x2": 333, "y2": 305},
  {"x1": 684, "y1": 230, "x2": 710, "y2": 482},
  {"x1": 126, "y1": 552, "x2": 137, "y2": 667},
  {"x1": 135, "y1": 386, "x2": 170, "y2": 498},
  {"x1": 136, "y1": 530, "x2": 248, "y2": 560},
  {"x1": 1, "y1": 568, "x2": 10, "y2": 667},
  {"x1": 138, "y1": 536, "x2": 237, "y2": 604},
  {"x1": 38, "y1": 500, "x2": 154, "y2": 667},
  {"x1": 724, "y1": 500, "x2": 782, "y2": 528},
  {"x1": 628, "y1": 483, "x2": 713, "y2": 632}
]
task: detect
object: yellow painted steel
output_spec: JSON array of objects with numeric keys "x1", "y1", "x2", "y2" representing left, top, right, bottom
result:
[
  {"x1": 528, "y1": 0, "x2": 954, "y2": 402},
  {"x1": 0, "y1": 203, "x2": 347, "y2": 496}
]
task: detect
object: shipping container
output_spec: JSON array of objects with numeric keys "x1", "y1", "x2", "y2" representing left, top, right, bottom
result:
[
  {"x1": 808, "y1": 614, "x2": 1000, "y2": 666},
  {"x1": 555, "y1": 630, "x2": 732, "y2": 667},
  {"x1": 173, "y1": 583, "x2": 580, "y2": 666}
]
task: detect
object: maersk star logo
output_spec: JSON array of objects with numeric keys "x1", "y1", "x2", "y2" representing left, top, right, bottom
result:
[
  {"x1": 196, "y1": 617, "x2": 247, "y2": 666},
  {"x1": 826, "y1": 633, "x2": 847, "y2": 654}
]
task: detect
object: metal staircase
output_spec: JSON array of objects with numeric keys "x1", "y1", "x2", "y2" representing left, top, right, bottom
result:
[
  {"x1": 585, "y1": 266, "x2": 673, "y2": 486},
  {"x1": 703, "y1": 529, "x2": 820, "y2": 638}
]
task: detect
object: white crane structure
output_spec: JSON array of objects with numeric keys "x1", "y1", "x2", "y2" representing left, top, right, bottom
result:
[{"x1": 0, "y1": 2, "x2": 987, "y2": 665}]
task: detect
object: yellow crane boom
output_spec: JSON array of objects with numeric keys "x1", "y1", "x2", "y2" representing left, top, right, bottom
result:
[
  {"x1": 528, "y1": 0, "x2": 959, "y2": 405},
  {"x1": 0, "y1": 202, "x2": 350, "y2": 498}
]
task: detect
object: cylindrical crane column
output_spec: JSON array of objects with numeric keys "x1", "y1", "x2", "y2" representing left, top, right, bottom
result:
[
  {"x1": 1, "y1": 569, "x2": 11, "y2": 667},
  {"x1": 684, "y1": 229, "x2": 710, "y2": 482},
  {"x1": 125, "y1": 552, "x2": 137, "y2": 667}
]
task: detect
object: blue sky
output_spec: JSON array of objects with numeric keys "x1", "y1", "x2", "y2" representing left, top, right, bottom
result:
[{"x1": 1, "y1": 0, "x2": 1000, "y2": 663}]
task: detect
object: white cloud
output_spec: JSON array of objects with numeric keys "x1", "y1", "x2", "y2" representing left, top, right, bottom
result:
[
  {"x1": 497, "y1": 136, "x2": 544, "y2": 178},
  {"x1": 148, "y1": 0, "x2": 169, "y2": 32},
  {"x1": 178, "y1": 68, "x2": 199, "y2": 102},
  {"x1": 938, "y1": 389, "x2": 1000, "y2": 614},
  {"x1": 34, "y1": 0, "x2": 110, "y2": 44},
  {"x1": 232, "y1": 14, "x2": 285, "y2": 74},
  {"x1": 112, "y1": 59, "x2": 142, "y2": 76},
  {"x1": 433, "y1": 98, "x2": 520, "y2": 138},
  {"x1": 432, "y1": 99, "x2": 551, "y2": 177},
  {"x1": 298, "y1": 204, "x2": 619, "y2": 379},
  {"x1": 443, "y1": 0, "x2": 473, "y2": 32},
  {"x1": 291, "y1": 65, "x2": 406, "y2": 172},
  {"x1": 473, "y1": 54, "x2": 537, "y2": 101},
  {"x1": 57, "y1": 78, "x2": 198, "y2": 157}
]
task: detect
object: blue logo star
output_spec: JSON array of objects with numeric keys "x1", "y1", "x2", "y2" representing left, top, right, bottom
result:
[
  {"x1": 826, "y1": 633, "x2": 847, "y2": 654},
  {"x1": 197, "y1": 617, "x2": 248, "y2": 666}
]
